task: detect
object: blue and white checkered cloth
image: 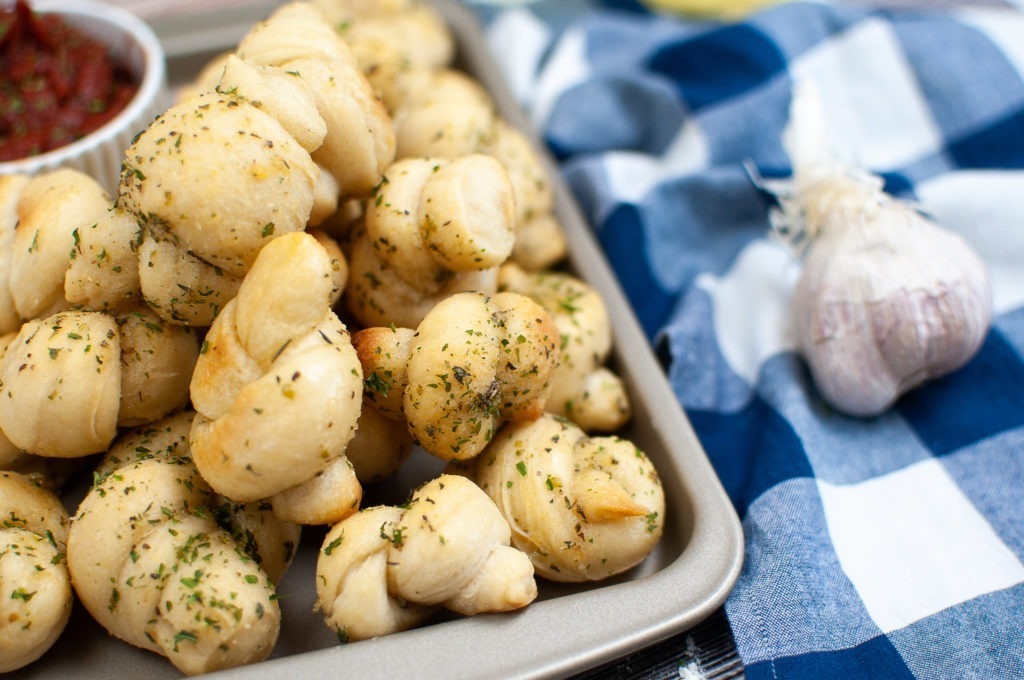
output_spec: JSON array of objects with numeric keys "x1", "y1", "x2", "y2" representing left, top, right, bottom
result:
[{"x1": 469, "y1": 0, "x2": 1024, "y2": 677}]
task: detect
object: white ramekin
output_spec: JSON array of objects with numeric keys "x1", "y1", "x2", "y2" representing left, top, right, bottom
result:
[{"x1": 0, "y1": 0, "x2": 168, "y2": 194}]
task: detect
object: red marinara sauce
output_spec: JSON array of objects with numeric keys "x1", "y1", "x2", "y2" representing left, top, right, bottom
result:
[{"x1": 0, "y1": 0, "x2": 139, "y2": 161}]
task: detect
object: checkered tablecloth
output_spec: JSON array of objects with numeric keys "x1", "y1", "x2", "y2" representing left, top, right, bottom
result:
[{"x1": 468, "y1": 1, "x2": 1024, "y2": 677}]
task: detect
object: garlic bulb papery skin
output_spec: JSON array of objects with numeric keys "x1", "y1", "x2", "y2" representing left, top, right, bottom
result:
[
  {"x1": 778, "y1": 82, "x2": 992, "y2": 417},
  {"x1": 789, "y1": 174, "x2": 992, "y2": 417}
]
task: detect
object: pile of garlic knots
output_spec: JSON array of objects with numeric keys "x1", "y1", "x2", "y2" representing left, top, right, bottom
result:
[{"x1": 0, "y1": 0, "x2": 666, "y2": 674}]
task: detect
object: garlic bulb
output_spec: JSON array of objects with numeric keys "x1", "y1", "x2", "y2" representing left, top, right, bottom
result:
[{"x1": 775, "y1": 82, "x2": 992, "y2": 417}]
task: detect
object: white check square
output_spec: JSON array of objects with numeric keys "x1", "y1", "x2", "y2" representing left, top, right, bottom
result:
[
  {"x1": 818, "y1": 458, "x2": 1024, "y2": 633},
  {"x1": 956, "y1": 9, "x2": 1024, "y2": 79},
  {"x1": 789, "y1": 18, "x2": 942, "y2": 171}
]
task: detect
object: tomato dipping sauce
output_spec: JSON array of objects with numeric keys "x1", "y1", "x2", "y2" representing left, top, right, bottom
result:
[{"x1": 0, "y1": 0, "x2": 139, "y2": 161}]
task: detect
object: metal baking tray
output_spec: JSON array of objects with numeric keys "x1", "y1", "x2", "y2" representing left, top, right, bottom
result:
[{"x1": 21, "y1": 1, "x2": 743, "y2": 677}]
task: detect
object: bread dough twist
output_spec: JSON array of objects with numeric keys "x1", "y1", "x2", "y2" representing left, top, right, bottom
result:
[
  {"x1": 455, "y1": 414, "x2": 665, "y2": 582},
  {"x1": 120, "y1": 90, "x2": 319, "y2": 278},
  {"x1": 498, "y1": 263, "x2": 631, "y2": 432},
  {"x1": 343, "y1": 405, "x2": 413, "y2": 484},
  {"x1": 0, "y1": 311, "x2": 118, "y2": 457},
  {"x1": 0, "y1": 333, "x2": 87, "y2": 488},
  {"x1": 393, "y1": 71, "x2": 567, "y2": 270},
  {"x1": 92, "y1": 411, "x2": 302, "y2": 584},
  {"x1": 110, "y1": 2, "x2": 386, "y2": 326},
  {"x1": 236, "y1": 1, "x2": 395, "y2": 200},
  {"x1": 137, "y1": 234, "x2": 245, "y2": 327},
  {"x1": 489, "y1": 122, "x2": 567, "y2": 271},
  {"x1": 315, "y1": 474, "x2": 536, "y2": 642},
  {"x1": 67, "y1": 412, "x2": 287, "y2": 676},
  {"x1": 0, "y1": 175, "x2": 30, "y2": 334},
  {"x1": 355, "y1": 291, "x2": 559, "y2": 461},
  {"x1": 8, "y1": 169, "x2": 111, "y2": 322},
  {"x1": 0, "y1": 471, "x2": 71, "y2": 673},
  {"x1": 344, "y1": 154, "x2": 515, "y2": 328},
  {"x1": 65, "y1": 207, "x2": 145, "y2": 313},
  {"x1": 189, "y1": 232, "x2": 363, "y2": 508},
  {"x1": 116, "y1": 303, "x2": 202, "y2": 427},
  {"x1": 327, "y1": 0, "x2": 454, "y2": 114},
  {"x1": 0, "y1": 304, "x2": 199, "y2": 458},
  {"x1": 393, "y1": 69, "x2": 498, "y2": 161}
]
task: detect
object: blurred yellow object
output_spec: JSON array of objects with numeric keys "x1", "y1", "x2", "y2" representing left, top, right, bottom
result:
[{"x1": 642, "y1": 0, "x2": 785, "y2": 19}]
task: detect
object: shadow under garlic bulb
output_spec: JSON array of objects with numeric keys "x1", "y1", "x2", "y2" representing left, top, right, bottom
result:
[{"x1": 454, "y1": 414, "x2": 665, "y2": 583}]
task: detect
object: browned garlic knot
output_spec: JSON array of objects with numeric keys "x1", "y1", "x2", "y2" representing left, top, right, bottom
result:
[
  {"x1": 67, "y1": 411, "x2": 294, "y2": 676},
  {"x1": 315, "y1": 474, "x2": 537, "y2": 642},
  {"x1": 453, "y1": 414, "x2": 665, "y2": 583},
  {"x1": 189, "y1": 232, "x2": 364, "y2": 526},
  {"x1": 354, "y1": 290, "x2": 559, "y2": 461},
  {"x1": 0, "y1": 471, "x2": 72, "y2": 673}
]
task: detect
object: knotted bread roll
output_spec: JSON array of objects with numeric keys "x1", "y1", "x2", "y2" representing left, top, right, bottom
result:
[
  {"x1": 120, "y1": 90, "x2": 319, "y2": 278},
  {"x1": 315, "y1": 474, "x2": 536, "y2": 642},
  {"x1": 0, "y1": 175, "x2": 29, "y2": 334},
  {"x1": 115, "y1": 303, "x2": 201, "y2": 427},
  {"x1": 0, "y1": 333, "x2": 85, "y2": 487},
  {"x1": 0, "y1": 471, "x2": 71, "y2": 673},
  {"x1": 236, "y1": 1, "x2": 395, "y2": 200},
  {"x1": 0, "y1": 311, "x2": 120, "y2": 457},
  {"x1": 498, "y1": 263, "x2": 631, "y2": 432},
  {"x1": 68, "y1": 412, "x2": 286, "y2": 676},
  {"x1": 489, "y1": 122, "x2": 567, "y2": 270},
  {"x1": 51, "y1": 162, "x2": 239, "y2": 327},
  {"x1": 393, "y1": 69, "x2": 498, "y2": 161},
  {"x1": 344, "y1": 154, "x2": 515, "y2": 328},
  {"x1": 64, "y1": 208, "x2": 144, "y2": 313},
  {"x1": 354, "y1": 290, "x2": 559, "y2": 461},
  {"x1": 0, "y1": 304, "x2": 199, "y2": 458},
  {"x1": 89, "y1": 410, "x2": 302, "y2": 585},
  {"x1": 136, "y1": 234, "x2": 244, "y2": 327},
  {"x1": 189, "y1": 231, "x2": 363, "y2": 515},
  {"x1": 454, "y1": 413, "x2": 665, "y2": 582},
  {"x1": 113, "y1": 3, "x2": 377, "y2": 326},
  {"x1": 311, "y1": 0, "x2": 454, "y2": 114},
  {"x1": 393, "y1": 72, "x2": 567, "y2": 270},
  {"x1": 8, "y1": 169, "x2": 111, "y2": 322},
  {"x1": 138, "y1": 228, "x2": 342, "y2": 329},
  {"x1": 344, "y1": 405, "x2": 413, "y2": 484}
]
